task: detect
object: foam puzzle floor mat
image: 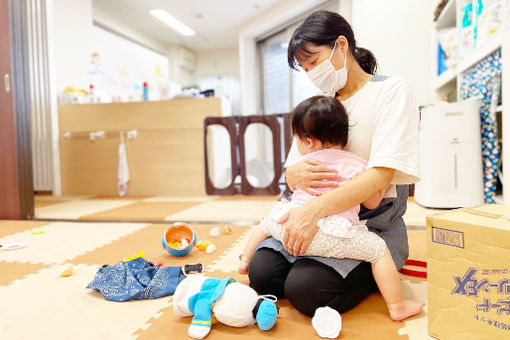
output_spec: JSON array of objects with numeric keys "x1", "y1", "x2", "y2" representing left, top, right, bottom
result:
[
  {"x1": 1, "y1": 219, "x2": 431, "y2": 339},
  {"x1": 34, "y1": 195, "x2": 442, "y2": 227}
]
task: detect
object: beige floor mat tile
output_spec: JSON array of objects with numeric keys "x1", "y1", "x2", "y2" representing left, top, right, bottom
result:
[
  {"x1": 79, "y1": 202, "x2": 201, "y2": 221},
  {"x1": 70, "y1": 224, "x2": 251, "y2": 268},
  {"x1": 0, "y1": 264, "x2": 171, "y2": 340},
  {"x1": 404, "y1": 200, "x2": 446, "y2": 227},
  {"x1": 206, "y1": 226, "x2": 254, "y2": 273},
  {"x1": 34, "y1": 194, "x2": 94, "y2": 201},
  {"x1": 0, "y1": 222, "x2": 148, "y2": 264},
  {"x1": 34, "y1": 200, "x2": 69, "y2": 208},
  {"x1": 86, "y1": 195, "x2": 152, "y2": 200},
  {"x1": 142, "y1": 196, "x2": 217, "y2": 202},
  {"x1": 166, "y1": 201, "x2": 279, "y2": 222},
  {"x1": 0, "y1": 261, "x2": 50, "y2": 286},
  {"x1": 216, "y1": 195, "x2": 281, "y2": 201},
  {"x1": 35, "y1": 199, "x2": 137, "y2": 219},
  {"x1": 0, "y1": 220, "x2": 51, "y2": 238},
  {"x1": 399, "y1": 280, "x2": 433, "y2": 340}
]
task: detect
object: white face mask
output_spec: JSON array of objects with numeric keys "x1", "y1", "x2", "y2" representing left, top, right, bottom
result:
[{"x1": 307, "y1": 41, "x2": 348, "y2": 96}]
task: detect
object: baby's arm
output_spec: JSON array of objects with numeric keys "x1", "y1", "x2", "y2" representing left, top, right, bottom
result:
[
  {"x1": 238, "y1": 225, "x2": 269, "y2": 274},
  {"x1": 361, "y1": 187, "x2": 387, "y2": 210}
]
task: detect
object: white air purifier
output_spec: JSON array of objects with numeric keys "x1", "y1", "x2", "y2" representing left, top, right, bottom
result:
[{"x1": 414, "y1": 100, "x2": 485, "y2": 208}]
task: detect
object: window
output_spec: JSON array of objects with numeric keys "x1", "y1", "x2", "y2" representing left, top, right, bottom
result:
[
  {"x1": 258, "y1": 0, "x2": 341, "y2": 114},
  {"x1": 259, "y1": 26, "x2": 320, "y2": 114}
]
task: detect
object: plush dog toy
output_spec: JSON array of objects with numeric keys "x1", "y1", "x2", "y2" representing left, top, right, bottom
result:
[{"x1": 173, "y1": 275, "x2": 278, "y2": 339}]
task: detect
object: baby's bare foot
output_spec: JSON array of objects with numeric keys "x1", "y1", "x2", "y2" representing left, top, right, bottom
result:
[{"x1": 388, "y1": 300, "x2": 425, "y2": 321}]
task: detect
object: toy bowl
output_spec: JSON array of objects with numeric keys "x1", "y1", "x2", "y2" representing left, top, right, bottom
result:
[{"x1": 161, "y1": 222, "x2": 197, "y2": 257}]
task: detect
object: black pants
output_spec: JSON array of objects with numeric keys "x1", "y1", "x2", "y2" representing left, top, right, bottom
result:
[{"x1": 248, "y1": 248, "x2": 378, "y2": 317}]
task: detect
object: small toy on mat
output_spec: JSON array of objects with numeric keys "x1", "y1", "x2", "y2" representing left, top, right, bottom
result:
[
  {"x1": 184, "y1": 263, "x2": 203, "y2": 274},
  {"x1": 312, "y1": 306, "x2": 342, "y2": 338},
  {"x1": 209, "y1": 227, "x2": 220, "y2": 237},
  {"x1": 60, "y1": 264, "x2": 74, "y2": 277},
  {"x1": 195, "y1": 240, "x2": 216, "y2": 254},
  {"x1": 173, "y1": 275, "x2": 279, "y2": 339},
  {"x1": 162, "y1": 222, "x2": 197, "y2": 257},
  {"x1": 210, "y1": 226, "x2": 232, "y2": 237},
  {"x1": 1, "y1": 242, "x2": 27, "y2": 250}
]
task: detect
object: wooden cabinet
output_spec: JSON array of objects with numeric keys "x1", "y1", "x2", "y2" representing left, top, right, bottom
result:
[{"x1": 58, "y1": 98, "x2": 222, "y2": 196}]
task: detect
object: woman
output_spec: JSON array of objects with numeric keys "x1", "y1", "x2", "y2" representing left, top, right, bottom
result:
[{"x1": 248, "y1": 10, "x2": 420, "y2": 317}]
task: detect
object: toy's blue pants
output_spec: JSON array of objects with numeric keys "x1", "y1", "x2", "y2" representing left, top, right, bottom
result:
[{"x1": 188, "y1": 277, "x2": 236, "y2": 328}]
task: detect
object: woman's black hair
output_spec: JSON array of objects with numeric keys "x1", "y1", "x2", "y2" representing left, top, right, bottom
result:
[
  {"x1": 288, "y1": 10, "x2": 378, "y2": 75},
  {"x1": 291, "y1": 95, "x2": 349, "y2": 147}
]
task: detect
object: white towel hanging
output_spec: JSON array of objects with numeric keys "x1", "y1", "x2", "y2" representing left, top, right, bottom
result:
[{"x1": 117, "y1": 131, "x2": 130, "y2": 197}]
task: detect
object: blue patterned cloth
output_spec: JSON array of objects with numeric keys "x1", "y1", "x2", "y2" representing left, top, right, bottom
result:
[
  {"x1": 87, "y1": 257, "x2": 186, "y2": 301},
  {"x1": 460, "y1": 49, "x2": 502, "y2": 203}
]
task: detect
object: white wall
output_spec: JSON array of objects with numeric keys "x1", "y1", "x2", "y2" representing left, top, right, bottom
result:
[
  {"x1": 93, "y1": 6, "x2": 167, "y2": 54},
  {"x1": 165, "y1": 44, "x2": 193, "y2": 87},
  {"x1": 93, "y1": 7, "x2": 193, "y2": 88},
  {"x1": 350, "y1": 0, "x2": 436, "y2": 106},
  {"x1": 51, "y1": 0, "x2": 92, "y2": 92},
  {"x1": 194, "y1": 46, "x2": 240, "y2": 78}
]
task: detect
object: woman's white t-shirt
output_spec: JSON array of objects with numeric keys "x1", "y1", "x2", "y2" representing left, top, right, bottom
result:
[{"x1": 285, "y1": 75, "x2": 420, "y2": 197}]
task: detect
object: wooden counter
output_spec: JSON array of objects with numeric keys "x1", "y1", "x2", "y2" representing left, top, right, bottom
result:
[{"x1": 58, "y1": 98, "x2": 221, "y2": 196}]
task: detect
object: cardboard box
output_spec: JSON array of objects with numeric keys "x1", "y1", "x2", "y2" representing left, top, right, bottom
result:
[{"x1": 427, "y1": 204, "x2": 510, "y2": 340}]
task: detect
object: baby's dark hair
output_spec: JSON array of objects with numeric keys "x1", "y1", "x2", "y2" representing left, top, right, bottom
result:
[{"x1": 291, "y1": 95, "x2": 349, "y2": 147}]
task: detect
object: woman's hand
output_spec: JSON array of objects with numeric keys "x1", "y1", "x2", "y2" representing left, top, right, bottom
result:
[
  {"x1": 278, "y1": 204, "x2": 320, "y2": 256},
  {"x1": 286, "y1": 159, "x2": 339, "y2": 195}
]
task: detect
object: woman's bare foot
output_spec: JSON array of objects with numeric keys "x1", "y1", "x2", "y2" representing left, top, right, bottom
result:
[
  {"x1": 387, "y1": 300, "x2": 425, "y2": 321},
  {"x1": 238, "y1": 254, "x2": 249, "y2": 275}
]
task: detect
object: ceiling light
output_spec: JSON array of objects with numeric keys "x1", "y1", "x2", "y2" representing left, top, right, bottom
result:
[{"x1": 149, "y1": 9, "x2": 196, "y2": 36}]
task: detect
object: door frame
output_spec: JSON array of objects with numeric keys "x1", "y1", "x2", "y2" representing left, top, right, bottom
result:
[{"x1": 0, "y1": 0, "x2": 34, "y2": 219}]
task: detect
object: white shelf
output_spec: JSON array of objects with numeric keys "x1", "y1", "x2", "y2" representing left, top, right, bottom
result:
[
  {"x1": 434, "y1": 31, "x2": 503, "y2": 92},
  {"x1": 436, "y1": 0, "x2": 456, "y2": 30},
  {"x1": 435, "y1": 67, "x2": 457, "y2": 90},
  {"x1": 457, "y1": 31, "x2": 503, "y2": 74}
]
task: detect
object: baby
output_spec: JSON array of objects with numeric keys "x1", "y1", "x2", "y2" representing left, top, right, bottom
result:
[{"x1": 239, "y1": 95, "x2": 424, "y2": 322}]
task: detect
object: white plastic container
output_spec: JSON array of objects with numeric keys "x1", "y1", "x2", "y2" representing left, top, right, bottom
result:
[{"x1": 414, "y1": 100, "x2": 485, "y2": 208}]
